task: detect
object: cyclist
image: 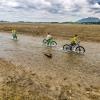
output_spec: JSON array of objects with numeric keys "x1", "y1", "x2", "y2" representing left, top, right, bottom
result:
[
  {"x1": 70, "y1": 34, "x2": 78, "y2": 50},
  {"x1": 12, "y1": 29, "x2": 17, "y2": 40},
  {"x1": 46, "y1": 33, "x2": 53, "y2": 46}
]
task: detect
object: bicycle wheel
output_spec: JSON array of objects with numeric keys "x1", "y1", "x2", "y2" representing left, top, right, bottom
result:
[
  {"x1": 43, "y1": 39, "x2": 47, "y2": 45},
  {"x1": 75, "y1": 46, "x2": 85, "y2": 54},
  {"x1": 63, "y1": 44, "x2": 71, "y2": 51},
  {"x1": 51, "y1": 41, "x2": 57, "y2": 46},
  {"x1": 15, "y1": 35, "x2": 17, "y2": 40}
]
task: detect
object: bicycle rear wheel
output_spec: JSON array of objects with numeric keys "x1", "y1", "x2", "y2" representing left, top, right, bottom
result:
[
  {"x1": 43, "y1": 39, "x2": 47, "y2": 45},
  {"x1": 63, "y1": 44, "x2": 71, "y2": 52}
]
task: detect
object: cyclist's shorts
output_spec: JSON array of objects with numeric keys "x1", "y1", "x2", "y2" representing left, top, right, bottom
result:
[{"x1": 71, "y1": 42, "x2": 76, "y2": 46}]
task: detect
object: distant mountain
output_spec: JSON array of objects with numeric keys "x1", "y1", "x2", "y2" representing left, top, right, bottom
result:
[{"x1": 77, "y1": 17, "x2": 100, "y2": 23}]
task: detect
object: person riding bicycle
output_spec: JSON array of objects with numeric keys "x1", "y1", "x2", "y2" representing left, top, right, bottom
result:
[
  {"x1": 70, "y1": 34, "x2": 78, "y2": 50},
  {"x1": 46, "y1": 33, "x2": 53, "y2": 45},
  {"x1": 12, "y1": 29, "x2": 17, "y2": 40}
]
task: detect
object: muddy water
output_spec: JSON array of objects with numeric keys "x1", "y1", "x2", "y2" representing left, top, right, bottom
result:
[{"x1": 0, "y1": 32, "x2": 100, "y2": 87}]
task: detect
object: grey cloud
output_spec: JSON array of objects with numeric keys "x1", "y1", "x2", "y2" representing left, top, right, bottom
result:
[
  {"x1": 0, "y1": 0, "x2": 100, "y2": 22},
  {"x1": 46, "y1": 3, "x2": 64, "y2": 14},
  {"x1": 88, "y1": 0, "x2": 100, "y2": 4},
  {"x1": 95, "y1": 10, "x2": 100, "y2": 13}
]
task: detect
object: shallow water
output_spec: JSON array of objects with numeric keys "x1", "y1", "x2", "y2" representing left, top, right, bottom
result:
[{"x1": 0, "y1": 32, "x2": 99, "y2": 87}]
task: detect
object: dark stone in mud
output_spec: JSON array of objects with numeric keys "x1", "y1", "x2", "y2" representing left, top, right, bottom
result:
[{"x1": 44, "y1": 53, "x2": 52, "y2": 58}]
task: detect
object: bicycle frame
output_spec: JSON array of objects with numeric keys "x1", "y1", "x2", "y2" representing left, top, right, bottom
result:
[{"x1": 71, "y1": 41, "x2": 80, "y2": 51}]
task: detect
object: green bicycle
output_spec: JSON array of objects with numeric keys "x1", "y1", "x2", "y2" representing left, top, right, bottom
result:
[
  {"x1": 12, "y1": 33, "x2": 17, "y2": 40},
  {"x1": 43, "y1": 39, "x2": 57, "y2": 46}
]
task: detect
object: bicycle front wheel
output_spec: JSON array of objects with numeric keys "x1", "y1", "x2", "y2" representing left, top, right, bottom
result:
[
  {"x1": 75, "y1": 46, "x2": 85, "y2": 54},
  {"x1": 51, "y1": 41, "x2": 57, "y2": 46}
]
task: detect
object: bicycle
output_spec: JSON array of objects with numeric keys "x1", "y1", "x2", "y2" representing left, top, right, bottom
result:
[
  {"x1": 43, "y1": 39, "x2": 57, "y2": 46},
  {"x1": 63, "y1": 41, "x2": 85, "y2": 54},
  {"x1": 12, "y1": 33, "x2": 17, "y2": 40}
]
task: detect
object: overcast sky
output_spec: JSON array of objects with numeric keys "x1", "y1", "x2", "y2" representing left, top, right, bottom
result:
[{"x1": 0, "y1": 0, "x2": 100, "y2": 22}]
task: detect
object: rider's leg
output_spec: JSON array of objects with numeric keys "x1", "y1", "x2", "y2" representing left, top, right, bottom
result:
[
  {"x1": 70, "y1": 42, "x2": 76, "y2": 50},
  {"x1": 13, "y1": 34, "x2": 15, "y2": 39},
  {"x1": 15, "y1": 35, "x2": 17, "y2": 40},
  {"x1": 12, "y1": 34, "x2": 17, "y2": 40},
  {"x1": 47, "y1": 39, "x2": 50, "y2": 46},
  {"x1": 47, "y1": 38, "x2": 52, "y2": 46},
  {"x1": 49, "y1": 38, "x2": 53, "y2": 46},
  {"x1": 13, "y1": 35, "x2": 15, "y2": 39}
]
